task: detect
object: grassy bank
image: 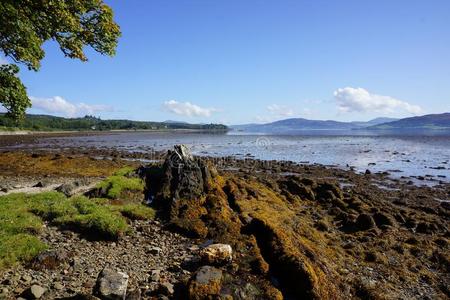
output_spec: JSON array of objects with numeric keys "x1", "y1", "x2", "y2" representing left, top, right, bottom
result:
[{"x1": 0, "y1": 167, "x2": 154, "y2": 269}]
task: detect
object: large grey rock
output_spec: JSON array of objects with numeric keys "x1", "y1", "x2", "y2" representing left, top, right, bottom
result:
[
  {"x1": 155, "y1": 145, "x2": 215, "y2": 203},
  {"x1": 94, "y1": 268, "x2": 129, "y2": 300},
  {"x1": 149, "y1": 145, "x2": 218, "y2": 237}
]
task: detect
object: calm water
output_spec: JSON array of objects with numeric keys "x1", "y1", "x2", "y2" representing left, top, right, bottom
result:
[{"x1": 8, "y1": 130, "x2": 450, "y2": 183}]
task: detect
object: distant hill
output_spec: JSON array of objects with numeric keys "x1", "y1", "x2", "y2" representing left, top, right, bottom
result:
[
  {"x1": 367, "y1": 113, "x2": 450, "y2": 130},
  {"x1": 231, "y1": 117, "x2": 399, "y2": 133},
  {"x1": 0, "y1": 114, "x2": 228, "y2": 132},
  {"x1": 350, "y1": 117, "x2": 399, "y2": 127}
]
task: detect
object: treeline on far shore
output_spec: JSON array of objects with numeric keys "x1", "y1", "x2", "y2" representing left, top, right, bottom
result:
[{"x1": 0, "y1": 114, "x2": 228, "y2": 132}]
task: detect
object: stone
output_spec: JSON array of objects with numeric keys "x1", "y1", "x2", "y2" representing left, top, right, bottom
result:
[
  {"x1": 148, "y1": 145, "x2": 218, "y2": 237},
  {"x1": 94, "y1": 268, "x2": 129, "y2": 300},
  {"x1": 125, "y1": 289, "x2": 141, "y2": 300},
  {"x1": 22, "y1": 285, "x2": 46, "y2": 299},
  {"x1": 29, "y1": 250, "x2": 70, "y2": 270},
  {"x1": 0, "y1": 288, "x2": 8, "y2": 297},
  {"x1": 149, "y1": 269, "x2": 161, "y2": 282},
  {"x1": 355, "y1": 213, "x2": 376, "y2": 231},
  {"x1": 188, "y1": 266, "x2": 223, "y2": 300},
  {"x1": 21, "y1": 274, "x2": 32, "y2": 283},
  {"x1": 148, "y1": 246, "x2": 162, "y2": 255},
  {"x1": 199, "y1": 244, "x2": 233, "y2": 266},
  {"x1": 64, "y1": 294, "x2": 101, "y2": 300},
  {"x1": 155, "y1": 145, "x2": 215, "y2": 202},
  {"x1": 159, "y1": 282, "x2": 174, "y2": 296},
  {"x1": 56, "y1": 182, "x2": 79, "y2": 197}
]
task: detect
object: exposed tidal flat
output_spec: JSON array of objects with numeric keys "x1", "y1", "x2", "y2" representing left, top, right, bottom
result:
[
  {"x1": 0, "y1": 132, "x2": 449, "y2": 299},
  {"x1": 2, "y1": 130, "x2": 449, "y2": 185}
]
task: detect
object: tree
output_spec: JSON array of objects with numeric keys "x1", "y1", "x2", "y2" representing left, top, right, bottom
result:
[{"x1": 0, "y1": 0, "x2": 121, "y2": 120}]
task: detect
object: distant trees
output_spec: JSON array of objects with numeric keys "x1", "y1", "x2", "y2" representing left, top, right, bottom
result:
[
  {"x1": 0, "y1": 114, "x2": 229, "y2": 132},
  {"x1": 0, "y1": 0, "x2": 121, "y2": 120}
]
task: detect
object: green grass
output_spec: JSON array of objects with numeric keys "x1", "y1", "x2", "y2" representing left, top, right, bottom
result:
[
  {"x1": 96, "y1": 168, "x2": 144, "y2": 199},
  {"x1": 0, "y1": 188, "x2": 155, "y2": 269},
  {"x1": 113, "y1": 166, "x2": 136, "y2": 177},
  {"x1": 117, "y1": 204, "x2": 156, "y2": 220}
]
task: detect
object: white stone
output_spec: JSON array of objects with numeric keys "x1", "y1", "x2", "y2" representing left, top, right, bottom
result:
[{"x1": 199, "y1": 244, "x2": 233, "y2": 265}]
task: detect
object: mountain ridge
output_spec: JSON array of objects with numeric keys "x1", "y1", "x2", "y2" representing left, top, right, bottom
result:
[{"x1": 231, "y1": 113, "x2": 450, "y2": 133}]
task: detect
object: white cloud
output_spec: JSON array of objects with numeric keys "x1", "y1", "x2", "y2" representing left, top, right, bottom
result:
[
  {"x1": 267, "y1": 104, "x2": 294, "y2": 117},
  {"x1": 30, "y1": 96, "x2": 113, "y2": 117},
  {"x1": 334, "y1": 87, "x2": 422, "y2": 114},
  {"x1": 163, "y1": 100, "x2": 218, "y2": 117},
  {"x1": 0, "y1": 57, "x2": 8, "y2": 65}
]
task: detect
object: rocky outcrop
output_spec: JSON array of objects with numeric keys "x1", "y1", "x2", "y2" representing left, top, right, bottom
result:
[
  {"x1": 155, "y1": 144, "x2": 215, "y2": 202},
  {"x1": 148, "y1": 145, "x2": 230, "y2": 238}
]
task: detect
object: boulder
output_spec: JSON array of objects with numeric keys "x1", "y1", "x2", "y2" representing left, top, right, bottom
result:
[
  {"x1": 188, "y1": 266, "x2": 223, "y2": 300},
  {"x1": 156, "y1": 145, "x2": 214, "y2": 202},
  {"x1": 199, "y1": 244, "x2": 232, "y2": 266},
  {"x1": 94, "y1": 268, "x2": 129, "y2": 300},
  {"x1": 149, "y1": 145, "x2": 218, "y2": 237},
  {"x1": 21, "y1": 285, "x2": 46, "y2": 299}
]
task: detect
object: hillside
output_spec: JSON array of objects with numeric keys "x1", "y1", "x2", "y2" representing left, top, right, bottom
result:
[
  {"x1": 368, "y1": 113, "x2": 450, "y2": 130},
  {"x1": 0, "y1": 114, "x2": 228, "y2": 132},
  {"x1": 231, "y1": 117, "x2": 396, "y2": 133}
]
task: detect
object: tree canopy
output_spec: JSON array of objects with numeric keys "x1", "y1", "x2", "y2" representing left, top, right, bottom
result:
[{"x1": 0, "y1": 0, "x2": 121, "y2": 120}]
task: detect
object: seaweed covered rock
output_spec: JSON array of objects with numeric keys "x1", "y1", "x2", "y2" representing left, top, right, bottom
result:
[
  {"x1": 156, "y1": 145, "x2": 215, "y2": 202},
  {"x1": 150, "y1": 145, "x2": 238, "y2": 238},
  {"x1": 188, "y1": 266, "x2": 223, "y2": 300}
]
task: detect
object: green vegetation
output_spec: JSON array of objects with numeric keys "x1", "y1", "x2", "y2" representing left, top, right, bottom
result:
[
  {"x1": 0, "y1": 0, "x2": 120, "y2": 120},
  {"x1": 0, "y1": 190, "x2": 155, "y2": 268},
  {"x1": 0, "y1": 114, "x2": 229, "y2": 132},
  {"x1": 96, "y1": 170, "x2": 145, "y2": 199},
  {"x1": 117, "y1": 204, "x2": 156, "y2": 220}
]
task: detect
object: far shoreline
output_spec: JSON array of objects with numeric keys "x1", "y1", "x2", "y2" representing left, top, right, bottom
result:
[{"x1": 0, "y1": 128, "x2": 229, "y2": 136}]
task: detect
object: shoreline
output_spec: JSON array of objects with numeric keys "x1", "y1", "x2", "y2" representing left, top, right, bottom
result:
[
  {"x1": 0, "y1": 128, "x2": 228, "y2": 136},
  {"x1": 0, "y1": 147, "x2": 448, "y2": 299}
]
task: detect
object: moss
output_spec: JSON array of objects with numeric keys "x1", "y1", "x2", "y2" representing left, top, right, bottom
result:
[
  {"x1": 0, "y1": 189, "x2": 155, "y2": 269},
  {"x1": 55, "y1": 209, "x2": 128, "y2": 239},
  {"x1": 96, "y1": 175, "x2": 144, "y2": 199},
  {"x1": 0, "y1": 192, "x2": 55, "y2": 268},
  {"x1": 117, "y1": 204, "x2": 156, "y2": 220},
  {"x1": 0, "y1": 233, "x2": 47, "y2": 269},
  {"x1": 113, "y1": 166, "x2": 136, "y2": 177}
]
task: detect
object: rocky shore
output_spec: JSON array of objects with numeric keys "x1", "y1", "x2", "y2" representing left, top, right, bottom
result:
[{"x1": 0, "y1": 142, "x2": 449, "y2": 299}]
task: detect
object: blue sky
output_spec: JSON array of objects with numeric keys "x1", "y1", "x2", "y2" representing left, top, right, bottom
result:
[{"x1": 3, "y1": 0, "x2": 450, "y2": 124}]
